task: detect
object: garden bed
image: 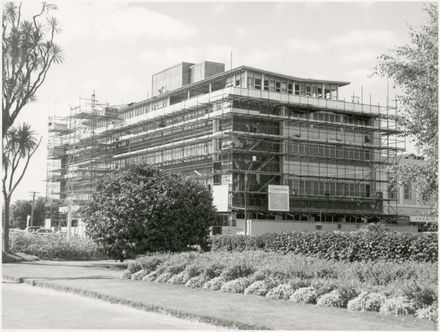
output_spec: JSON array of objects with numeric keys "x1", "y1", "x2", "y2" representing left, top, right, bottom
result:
[
  {"x1": 9, "y1": 232, "x2": 107, "y2": 261},
  {"x1": 122, "y1": 251, "x2": 438, "y2": 322}
]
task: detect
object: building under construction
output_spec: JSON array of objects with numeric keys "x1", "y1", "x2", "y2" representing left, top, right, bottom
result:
[{"x1": 46, "y1": 61, "x2": 415, "y2": 234}]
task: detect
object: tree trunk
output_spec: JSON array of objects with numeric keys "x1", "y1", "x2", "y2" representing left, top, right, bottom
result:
[{"x1": 3, "y1": 196, "x2": 11, "y2": 252}]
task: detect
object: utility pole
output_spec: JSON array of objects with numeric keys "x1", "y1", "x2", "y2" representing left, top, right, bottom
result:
[
  {"x1": 29, "y1": 191, "x2": 39, "y2": 227},
  {"x1": 67, "y1": 198, "x2": 72, "y2": 241}
]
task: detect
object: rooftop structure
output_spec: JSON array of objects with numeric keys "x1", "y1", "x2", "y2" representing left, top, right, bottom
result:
[{"x1": 46, "y1": 61, "x2": 411, "y2": 233}]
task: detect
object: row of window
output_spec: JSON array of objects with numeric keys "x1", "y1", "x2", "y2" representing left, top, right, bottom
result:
[
  {"x1": 287, "y1": 142, "x2": 373, "y2": 161},
  {"x1": 287, "y1": 178, "x2": 373, "y2": 198},
  {"x1": 246, "y1": 71, "x2": 338, "y2": 99},
  {"x1": 287, "y1": 110, "x2": 372, "y2": 126}
]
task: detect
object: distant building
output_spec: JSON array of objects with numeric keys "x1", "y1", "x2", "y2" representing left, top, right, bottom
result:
[
  {"x1": 47, "y1": 61, "x2": 416, "y2": 234},
  {"x1": 392, "y1": 153, "x2": 437, "y2": 230}
]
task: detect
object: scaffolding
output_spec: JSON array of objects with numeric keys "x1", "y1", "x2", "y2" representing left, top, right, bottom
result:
[{"x1": 46, "y1": 66, "x2": 405, "y2": 230}]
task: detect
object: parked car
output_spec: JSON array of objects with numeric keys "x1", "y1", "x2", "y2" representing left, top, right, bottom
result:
[
  {"x1": 25, "y1": 226, "x2": 40, "y2": 233},
  {"x1": 35, "y1": 229, "x2": 53, "y2": 234}
]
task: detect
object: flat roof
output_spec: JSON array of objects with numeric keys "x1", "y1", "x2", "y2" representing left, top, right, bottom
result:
[{"x1": 122, "y1": 65, "x2": 351, "y2": 112}]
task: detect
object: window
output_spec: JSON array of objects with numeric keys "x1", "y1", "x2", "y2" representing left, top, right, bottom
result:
[
  {"x1": 288, "y1": 83, "x2": 293, "y2": 94},
  {"x1": 404, "y1": 181, "x2": 412, "y2": 199},
  {"x1": 295, "y1": 84, "x2": 300, "y2": 95},
  {"x1": 255, "y1": 78, "x2": 262, "y2": 90},
  {"x1": 275, "y1": 81, "x2": 281, "y2": 92},
  {"x1": 263, "y1": 80, "x2": 269, "y2": 91}
]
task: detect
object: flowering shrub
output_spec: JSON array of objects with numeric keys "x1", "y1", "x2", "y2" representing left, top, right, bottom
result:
[
  {"x1": 168, "y1": 272, "x2": 187, "y2": 285},
  {"x1": 221, "y1": 262, "x2": 255, "y2": 281},
  {"x1": 156, "y1": 272, "x2": 174, "y2": 283},
  {"x1": 379, "y1": 297, "x2": 415, "y2": 316},
  {"x1": 185, "y1": 275, "x2": 209, "y2": 288},
  {"x1": 266, "y1": 283, "x2": 296, "y2": 300},
  {"x1": 290, "y1": 287, "x2": 318, "y2": 304},
  {"x1": 127, "y1": 261, "x2": 142, "y2": 274},
  {"x1": 347, "y1": 292, "x2": 387, "y2": 312},
  {"x1": 131, "y1": 269, "x2": 149, "y2": 280},
  {"x1": 203, "y1": 277, "x2": 226, "y2": 291},
  {"x1": 317, "y1": 290, "x2": 347, "y2": 308},
  {"x1": 416, "y1": 303, "x2": 438, "y2": 322},
  {"x1": 142, "y1": 269, "x2": 162, "y2": 282},
  {"x1": 9, "y1": 232, "x2": 106, "y2": 260},
  {"x1": 137, "y1": 256, "x2": 166, "y2": 274},
  {"x1": 244, "y1": 280, "x2": 274, "y2": 296},
  {"x1": 221, "y1": 277, "x2": 253, "y2": 293}
]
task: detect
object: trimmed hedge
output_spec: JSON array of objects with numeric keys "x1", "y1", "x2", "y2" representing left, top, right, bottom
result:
[{"x1": 209, "y1": 231, "x2": 438, "y2": 262}]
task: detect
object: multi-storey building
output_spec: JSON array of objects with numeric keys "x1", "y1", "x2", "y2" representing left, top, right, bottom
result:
[{"x1": 46, "y1": 61, "x2": 416, "y2": 234}]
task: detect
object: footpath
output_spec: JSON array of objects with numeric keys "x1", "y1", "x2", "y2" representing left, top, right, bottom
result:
[{"x1": 2, "y1": 261, "x2": 437, "y2": 330}]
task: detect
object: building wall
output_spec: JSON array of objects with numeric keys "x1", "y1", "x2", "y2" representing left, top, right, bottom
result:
[{"x1": 230, "y1": 220, "x2": 417, "y2": 235}]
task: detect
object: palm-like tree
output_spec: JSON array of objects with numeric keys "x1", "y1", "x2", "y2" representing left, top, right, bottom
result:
[{"x1": 2, "y1": 122, "x2": 41, "y2": 252}]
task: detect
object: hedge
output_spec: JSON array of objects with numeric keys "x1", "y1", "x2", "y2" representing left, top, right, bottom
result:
[{"x1": 209, "y1": 231, "x2": 438, "y2": 262}]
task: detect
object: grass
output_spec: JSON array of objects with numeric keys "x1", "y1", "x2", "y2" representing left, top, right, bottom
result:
[
  {"x1": 3, "y1": 262, "x2": 436, "y2": 330},
  {"x1": 124, "y1": 251, "x2": 438, "y2": 321}
]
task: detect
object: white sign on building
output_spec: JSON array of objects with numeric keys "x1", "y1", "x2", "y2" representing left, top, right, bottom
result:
[
  {"x1": 212, "y1": 184, "x2": 229, "y2": 212},
  {"x1": 268, "y1": 185, "x2": 290, "y2": 211}
]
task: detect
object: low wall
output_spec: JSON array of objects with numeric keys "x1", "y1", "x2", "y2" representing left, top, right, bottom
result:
[{"x1": 226, "y1": 220, "x2": 418, "y2": 235}]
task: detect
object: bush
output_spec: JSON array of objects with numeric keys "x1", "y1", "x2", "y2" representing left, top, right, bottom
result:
[
  {"x1": 131, "y1": 269, "x2": 149, "y2": 280},
  {"x1": 9, "y1": 232, "x2": 106, "y2": 260},
  {"x1": 167, "y1": 272, "x2": 187, "y2": 285},
  {"x1": 83, "y1": 164, "x2": 216, "y2": 260},
  {"x1": 416, "y1": 303, "x2": 438, "y2": 322},
  {"x1": 379, "y1": 297, "x2": 415, "y2": 316},
  {"x1": 210, "y1": 231, "x2": 438, "y2": 262},
  {"x1": 266, "y1": 283, "x2": 296, "y2": 300},
  {"x1": 221, "y1": 262, "x2": 255, "y2": 281},
  {"x1": 127, "y1": 261, "x2": 142, "y2": 274},
  {"x1": 203, "y1": 277, "x2": 226, "y2": 291},
  {"x1": 347, "y1": 292, "x2": 387, "y2": 312},
  {"x1": 399, "y1": 279, "x2": 437, "y2": 309},
  {"x1": 137, "y1": 255, "x2": 167, "y2": 274},
  {"x1": 317, "y1": 290, "x2": 347, "y2": 308},
  {"x1": 185, "y1": 275, "x2": 209, "y2": 288},
  {"x1": 156, "y1": 272, "x2": 174, "y2": 283},
  {"x1": 290, "y1": 287, "x2": 318, "y2": 304},
  {"x1": 142, "y1": 269, "x2": 162, "y2": 282},
  {"x1": 244, "y1": 280, "x2": 274, "y2": 296},
  {"x1": 221, "y1": 277, "x2": 253, "y2": 293}
]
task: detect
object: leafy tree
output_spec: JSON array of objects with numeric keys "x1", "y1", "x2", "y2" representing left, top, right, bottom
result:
[
  {"x1": 83, "y1": 164, "x2": 216, "y2": 261},
  {"x1": 11, "y1": 197, "x2": 45, "y2": 229},
  {"x1": 2, "y1": 123, "x2": 41, "y2": 251},
  {"x1": 2, "y1": 1, "x2": 63, "y2": 136},
  {"x1": 375, "y1": 4, "x2": 438, "y2": 213}
]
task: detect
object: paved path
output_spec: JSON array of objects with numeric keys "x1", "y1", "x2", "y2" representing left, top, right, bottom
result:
[
  {"x1": 2, "y1": 280, "x2": 220, "y2": 329},
  {"x1": 2, "y1": 261, "x2": 437, "y2": 330}
]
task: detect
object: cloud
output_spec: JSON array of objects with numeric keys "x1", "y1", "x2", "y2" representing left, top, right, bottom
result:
[
  {"x1": 54, "y1": 2, "x2": 196, "y2": 44},
  {"x1": 211, "y1": 3, "x2": 233, "y2": 14},
  {"x1": 330, "y1": 29, "x2": 396, "y2": 48},
  {"x1": 286, "y1": 37, "x2": 323, "y2": 53},
  {"x1": 340, "y1": 49, "x2": 381, "y2": 63}
]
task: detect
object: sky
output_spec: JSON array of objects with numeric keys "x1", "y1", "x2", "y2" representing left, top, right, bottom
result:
[{"x1": 10, "y1": 0, "x2": 431, "y2": 202}]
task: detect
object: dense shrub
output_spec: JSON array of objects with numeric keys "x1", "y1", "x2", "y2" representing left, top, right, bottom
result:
[
  {"x1": 244, "y1": 280, "x2": 274, "y2": 296},
  {"x1": 221, "y1": 262, "x2": 255, "y2": 281},
  {"x1": 266, "y1": 283, "x2": 296, "y2": 300},
  {"x1": 347, "y1": 292, "x2": 387, "y2": 312},
  {"x1": 210, "y1": 230, "x2": 438, "y2": 262},
  {"x1": 416, "y1": 303, "x2": 438, "y2": 322},
  {"x1": 9, "y1": 232, "x2": 106, "y2": 260},
  {"x1": 185, "y1": 275, "x2": 210, "y2": 288},
  {"x1": 379, "y1": 297, "x2": 415, "y2": 316},
  {"x1": 156, "y1": 272, "x2": 173, "y2": 283},
  {"x1": 168, "y1": 272, "x2": 187, "y2": 285},
  {"x1": 317, "y1": 290, "x2": 346, "y2": 308},
  {"x1": 130, "y1": 251, "x2": 437, "y2": 320},
  {"x1": 203, "y1": 277, "x2": 226, "y2": 291},
  {"x1": 290, "y1": 287, "x2": 318, "y2": 304},
  {"x1": 83, "y1": 164, "x2": 216, "y2": 260},
  {"x1": 131, "y1": 269, "x2": 149, "y2": 280},
  {"x1": 221, "y1": 277, "x2": 253, "y2": 293}
]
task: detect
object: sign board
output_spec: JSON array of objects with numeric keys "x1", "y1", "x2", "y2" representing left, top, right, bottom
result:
[
  {"x1": 212, "y1": 184, "x2": 229, "y2": 212},
  {"x1": 268, "y1": 185, "x2": 290, "y2": 211},
  {"x1": 409, "y1": 215, "x2": 437, "y2": 223}
]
